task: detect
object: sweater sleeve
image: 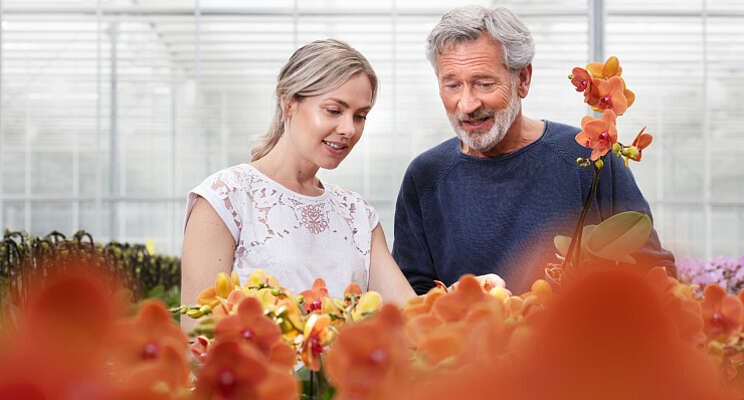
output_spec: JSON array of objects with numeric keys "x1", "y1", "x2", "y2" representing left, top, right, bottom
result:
[
  {"x1": 597, "y1": 153, "x2": 676, "y2": 273},
  {"x1": 392, "y1": 165, "x2": 438, "y2": 295}
]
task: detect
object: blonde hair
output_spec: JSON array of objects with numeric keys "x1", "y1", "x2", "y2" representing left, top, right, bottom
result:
[{"x1": 251, "y1": 39, "x2": 378, "y2": 161}]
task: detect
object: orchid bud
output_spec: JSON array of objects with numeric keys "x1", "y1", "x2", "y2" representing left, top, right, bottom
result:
[
  {"x1": 612, "y1": 142, "x2": 621, "y2": 153},
  {"x1": 627, "y1": 146, "x2": 640, "y2": 160},
  {"x1": 594, "y1": 159, "x2": 604, "y2": 169}
]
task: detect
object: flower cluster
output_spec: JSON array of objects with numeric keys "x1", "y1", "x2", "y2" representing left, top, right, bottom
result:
[
  {"x1": 321, "y1": 268, "x2": 737, "y2": 400},
  {"x1": 677, "y1": 256, "x2": 744, "y2": 295},
  {"x1": 570, "y1": 56, "x2": 651, "y2": 164},
  {"x1": 181, "y1": 269, "x2": 383, "y2": 372},
  {"x1": 0, "y1": 265, "x2": 193, "y2": 400}
]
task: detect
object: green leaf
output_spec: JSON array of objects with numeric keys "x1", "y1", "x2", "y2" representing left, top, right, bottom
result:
[
  {"x1": 585, "y1": 211, "x2": 652, "y2": 263},
  {"x1": 554, "y1": 225, "x2": 598, "y2": 257}
]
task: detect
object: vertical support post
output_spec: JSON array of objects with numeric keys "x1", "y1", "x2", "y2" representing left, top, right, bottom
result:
[
  {"x1": 702, "y1": 0, "x2": 712, "y2": 260},
  {"x1": 0, "y1": 0, "x2": 4, "y2": 229},
  {"x1": 588, "y1": 0, "x2": 605, "y2": 63},
  {"x1": 108, "y1": 21, "x2": 119, "y2": 240},
  {"x1": 588, "y1": 0, "x2": 605, "y2": 118},
  {"x1": 95, "y1": 0, "x2": 103, "y2": 237}
]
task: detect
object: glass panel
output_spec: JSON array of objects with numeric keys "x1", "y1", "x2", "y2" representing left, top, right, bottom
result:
[
  {"x1": 30, "y1": 201, "x2": 73, "y2": 236},
  {"x1": 1, "y1": 152, "x2": 26, "y2": 195},
  {"x1": 30, "y1": 152, "x2": 74, "y2": 195},
  {"x1": 656, "y1": 204, "x2": 705, "y2": 260},
  {"x1": 708, "y1": 17, "x2": 744, "y2": 202},
  {"x1": 2, "y1": 201, "x2": 26, "y2": 232},
  {"x1": 122, "y1": 201, "x2": 171, "y2": 247},
  {"x1": 711, "y1": 206, "x2": 744, "y2": 258},
  {"x1": 79, "y1": 200, "x2": 110, "y2": 243}
]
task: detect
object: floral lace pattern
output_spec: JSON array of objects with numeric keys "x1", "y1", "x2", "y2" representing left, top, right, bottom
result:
[{"x1": 186, "y1": 164, "x2": 378, "y2": 298}]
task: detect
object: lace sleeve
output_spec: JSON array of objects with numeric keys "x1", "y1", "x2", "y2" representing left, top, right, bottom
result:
[
  {"x1": 185, "y1": 168, "x2": 244, "y2": 243},
  {"x1": 364, "y1": 199, "x2": 380, "y2": 233}
]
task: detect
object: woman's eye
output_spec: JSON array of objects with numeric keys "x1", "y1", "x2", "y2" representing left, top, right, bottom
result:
[
  {"x1": 355, "y1": 114, "x2": 367, "y2": 121},
  {"x1": 326, "y1": 109, "x2": 341, "y2": 115}
]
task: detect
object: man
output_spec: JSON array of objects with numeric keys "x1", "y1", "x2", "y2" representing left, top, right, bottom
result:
[{"x1": 392, "y1": 6, "x2": 674, "y2": 295}]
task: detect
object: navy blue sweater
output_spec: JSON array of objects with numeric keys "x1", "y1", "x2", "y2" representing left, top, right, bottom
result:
[{"x1": 392, "y1": 120, "x2": 675, "y2": 295}]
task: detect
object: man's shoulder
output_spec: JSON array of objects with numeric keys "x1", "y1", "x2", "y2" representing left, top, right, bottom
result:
[
  {"x1": 406, "y1": 137, "x2": 460, "y2": 180},
  {"x1": 541, "y1": 120, "x2": 591, "y2": 163}
]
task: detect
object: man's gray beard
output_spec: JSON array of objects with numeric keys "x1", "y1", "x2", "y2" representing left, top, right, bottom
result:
[{"x1": 448, "y1": 85, "x2": 521, "y2": 153}]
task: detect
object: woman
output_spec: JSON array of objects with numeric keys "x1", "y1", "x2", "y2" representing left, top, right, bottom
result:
[{"x1": 181, "y1": 39, "x2": 416, "y2": 331}]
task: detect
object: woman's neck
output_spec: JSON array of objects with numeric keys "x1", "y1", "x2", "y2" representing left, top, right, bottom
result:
[{"x1": 251, "y1": 139, "x2": 324, "y2": 197}]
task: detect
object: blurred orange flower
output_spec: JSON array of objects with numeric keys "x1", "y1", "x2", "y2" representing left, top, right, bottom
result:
[
  {"x1": 575, "y1": 110, "x2": 618, "y2": 160},
  {"x1": 325, "y1": 305, "x2": 412, "y2": 400},
  {"x1": 214, "y1": 296, "x2": 295, "y2": 368},
  {"x1": 702, "y1": 285, "x2": 743, "y2": 341},
  {"x1": 109, "y1": 300, "x2": 190, "y2": 392},
  {"x1": 194, "y1": 340, "x2": 297, "y2": 400}
]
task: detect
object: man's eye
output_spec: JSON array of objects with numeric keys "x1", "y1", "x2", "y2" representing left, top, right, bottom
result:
[
  {"x1": 444, "y1": 83, "x2": 460, "y2": 89},
  {"x1": 478, "y1": 82, "x2": 494, "y2": 88}
]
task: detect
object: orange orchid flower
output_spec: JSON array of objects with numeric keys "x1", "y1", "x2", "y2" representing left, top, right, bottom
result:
[
  {"x1": 325, "y1": 305, "x2": 412, "y2": 400},
  {"x1": 300, "y1": 278, "x2": 330, "y2": 313},
  {"x1": 702, "y1": 285, "x2": 743, "y2": 341},
  {"x1": 570, "y1": 67, "x2": 592, "y2": 93},
  {"x1": 343, "y1": 283, "x2": 363, "y2": 306},
  {"x1": 402, "y1": 286, "x2": 446, "y2": 319},
  {"x1": 629, "y1": 126, "x2": 653, "y2": 162},
  {"x1": 432, "y1": 275, "x2": 489, "y2": 323},
  {"x1": 300, "y1": 313, "x2": 333, "y2": 371},
  {"x1": 214, "y1": 297, "x2": 295, "y2": 368},
  {"x1": 575, "y1": 109, "x2": 618, "y2": 160},
  {"x1": 194, "y1": 340, "x2": 297, "y2": 400},
  {"x1": 191, "y1": 335, "x2": 211, "y2": 363},
  {"x1": 592, "y1": 76, "x2": 628, "y2": 115},
  {"x1": 586, "y1": 56, "x2": 623, "y2": 80}
]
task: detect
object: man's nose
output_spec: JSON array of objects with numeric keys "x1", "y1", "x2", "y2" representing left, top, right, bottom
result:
[{"x1": 457, "y1": 86, "x2": 481, "y2": 115}]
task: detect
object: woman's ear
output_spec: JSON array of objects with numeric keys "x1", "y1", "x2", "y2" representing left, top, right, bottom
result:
[{"x1": 281, "y1": 96, "x2": 297, "y2": 119}]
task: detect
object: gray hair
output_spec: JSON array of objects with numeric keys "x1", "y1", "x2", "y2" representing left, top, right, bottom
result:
[
  {"x1": 426, "y1": 6, "x2": 535, "y2": 73},
  {"x1": 251, "y1": 39, "x2": 378, "y2": 161}
]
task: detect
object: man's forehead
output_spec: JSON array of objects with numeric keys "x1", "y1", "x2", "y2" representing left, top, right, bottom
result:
[{"x1": 436, "y1": 36, "x2": 506, "y2": 77}]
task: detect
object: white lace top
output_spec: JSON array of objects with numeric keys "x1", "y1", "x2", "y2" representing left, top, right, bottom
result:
[{"x1": 185, "y1": 164, "x2": 379, "y2": 299}]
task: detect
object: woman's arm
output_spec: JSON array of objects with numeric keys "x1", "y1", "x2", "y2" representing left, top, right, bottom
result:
[
  {"x1": 368, "y1": 224, "x2": 416, "y2": 307},
  {"x1": 180, "y1": 196, "x2": 236, "y2": 333}
]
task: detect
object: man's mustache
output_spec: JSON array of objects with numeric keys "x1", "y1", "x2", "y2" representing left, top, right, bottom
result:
[{"x1": 455, "y1": 108, "x2": 495, "y2": 121}]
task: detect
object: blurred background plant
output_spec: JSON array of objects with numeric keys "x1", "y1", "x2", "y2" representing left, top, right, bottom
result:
[
  {"x1": 677, "y1": 256, "x2": 744, "y2": 296},
  {"x1": 0, "y1": 229, "x2": 181, "y2": 314}
]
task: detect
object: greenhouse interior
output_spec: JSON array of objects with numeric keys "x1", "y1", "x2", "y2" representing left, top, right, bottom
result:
[{"x1": 1, "y1": 0, "x2": 743, "y2": 399}]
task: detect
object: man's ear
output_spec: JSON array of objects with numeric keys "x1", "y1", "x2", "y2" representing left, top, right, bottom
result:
[{"x1": 517, "y1": 64, "x2": 533, "y2": 98}]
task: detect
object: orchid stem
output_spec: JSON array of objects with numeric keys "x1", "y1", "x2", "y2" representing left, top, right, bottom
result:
[{"x1": 564, "y1": 159, "x2": 602, "y2": 272}]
